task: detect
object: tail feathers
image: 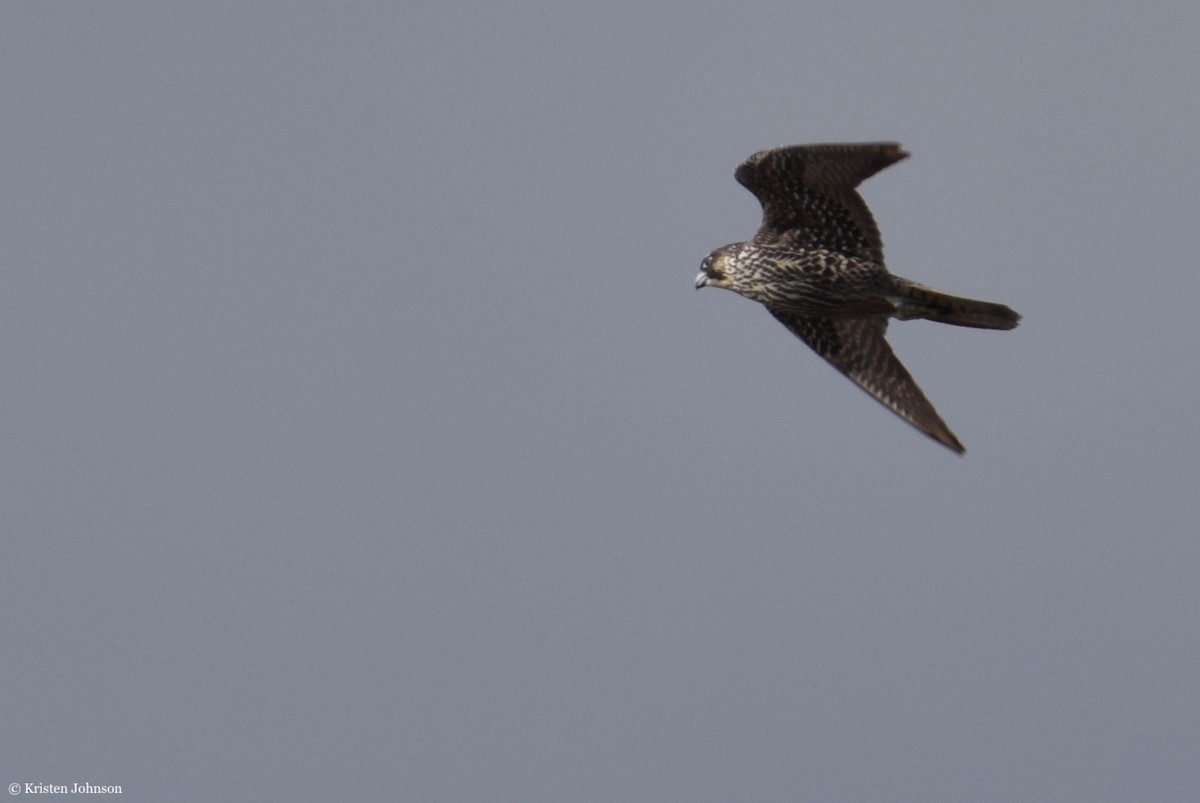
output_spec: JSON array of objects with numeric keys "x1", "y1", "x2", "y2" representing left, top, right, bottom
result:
[{"x1": 894, "y1": 282, "x2": 1021, "y2": 330}]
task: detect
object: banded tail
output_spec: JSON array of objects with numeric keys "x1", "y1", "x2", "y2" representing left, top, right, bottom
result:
[{"x1": 893, "y1": 280, "x2": 1021, "y2": 330}]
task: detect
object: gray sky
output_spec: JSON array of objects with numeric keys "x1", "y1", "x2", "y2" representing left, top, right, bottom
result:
[{"x1": 3, "y1": 2, "x2": 1198, "y2": 801}]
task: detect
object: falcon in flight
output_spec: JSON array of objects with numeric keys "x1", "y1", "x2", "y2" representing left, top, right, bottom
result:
[{"x1": 695, "y1": 143, "x2": 1019, "y2": 453}]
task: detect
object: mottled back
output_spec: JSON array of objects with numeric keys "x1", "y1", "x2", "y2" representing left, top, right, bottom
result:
[{"x1": 734, "y1": 143, "x2": 908, "y2": 263}]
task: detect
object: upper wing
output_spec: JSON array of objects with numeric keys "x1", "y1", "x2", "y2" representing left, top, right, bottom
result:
[
  {"x1": 769, "y1": 310, "x2": 964, "y2": 453},
  {"x1": 735, "y1": 143, "x2": 908, "y2": 262}
]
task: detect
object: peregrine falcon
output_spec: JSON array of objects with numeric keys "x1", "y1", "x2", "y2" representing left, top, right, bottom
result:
[{"x1": 696, "y1": 143, "x2": 1019, "y2": 454}]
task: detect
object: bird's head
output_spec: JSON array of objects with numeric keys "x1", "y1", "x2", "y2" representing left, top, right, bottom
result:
[{"x1": 695, "y1": 243, "x2": 742, "y2": 290}]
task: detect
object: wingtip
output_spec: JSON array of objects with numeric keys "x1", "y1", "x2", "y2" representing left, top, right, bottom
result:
[
  {"x1": 880, "y1": 142, "x2": 910, "y2": 165},
  {"x1": 935, "y1": 429, "x2": 966, "y2": 455}
]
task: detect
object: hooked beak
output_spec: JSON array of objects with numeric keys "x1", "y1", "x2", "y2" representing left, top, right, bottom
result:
[{"x1": 694, "y1": 271, "x2": 708, "y2": 290}]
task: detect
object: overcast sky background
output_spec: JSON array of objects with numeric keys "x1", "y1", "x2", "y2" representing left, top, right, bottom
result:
[{"x1": 2, "y1": 3, "x2": 1198, "y2": 801}]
